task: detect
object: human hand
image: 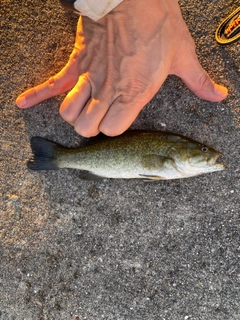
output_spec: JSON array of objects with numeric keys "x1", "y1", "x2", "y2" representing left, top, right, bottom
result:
[{"x1": 16, "y1": 0, "x2": 228, "y2": 137}]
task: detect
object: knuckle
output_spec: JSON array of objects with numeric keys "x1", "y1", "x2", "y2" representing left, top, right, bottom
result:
[
  {"x1": 99, "y1": 122, "x2": 123, "y2": 137},
  {"x1": 32, "y1": 87, "x2": 39, "y2": 101},
  {"x1": 59, "y1": 105, "x2": 75, "y2": 124},
  {"x1": 121, "y1": 79, "x2": 149, "y2": 97},
  {"x1": 47, "y1": 76, "x2": 59, "y2": 93},
  {"x1": 59, "y1": 108, "x2": 67, "y2": 121},
  {"x1": 74, "y1": 124, "x2": 99, "y2": 138},
  {"x1": 197, "y1": 72, "x2": 212, "y2": 90}
]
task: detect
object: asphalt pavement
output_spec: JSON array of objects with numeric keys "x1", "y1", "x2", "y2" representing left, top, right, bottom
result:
[{"x1": 1, "y1": 0, "x2": 239, "y2": 319}]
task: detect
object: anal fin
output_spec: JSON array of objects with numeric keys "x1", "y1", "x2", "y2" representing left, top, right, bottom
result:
[{"x1": 139, "y1": 174, "x2": 165, "y2": 181}]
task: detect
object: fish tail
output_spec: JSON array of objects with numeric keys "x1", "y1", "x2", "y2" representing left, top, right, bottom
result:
[{"x1": 27, "y1": 137, "x2": 60, "y2": 171}]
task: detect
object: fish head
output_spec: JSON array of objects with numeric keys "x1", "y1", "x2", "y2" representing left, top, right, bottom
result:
[
  {"x1": 186, "y1": 142, "x2": 225, "y2": 173},
  {"x1": 172, "y1": 141, "x2": 225, "y2": 176}
]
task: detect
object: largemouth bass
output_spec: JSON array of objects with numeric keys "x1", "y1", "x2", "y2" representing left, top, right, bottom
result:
[{"x1": 27, "y1": 131, "x2": 225, "y2": 180}]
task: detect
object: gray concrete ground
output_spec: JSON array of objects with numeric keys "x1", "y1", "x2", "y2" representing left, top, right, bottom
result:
[{"x1": 1, "y1": 0, "x2": 239, "y2": 319}]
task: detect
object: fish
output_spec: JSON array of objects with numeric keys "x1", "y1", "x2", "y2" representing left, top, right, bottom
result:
[{"x1": 27, "y1": 131, "x2": 225, "y2": 180}]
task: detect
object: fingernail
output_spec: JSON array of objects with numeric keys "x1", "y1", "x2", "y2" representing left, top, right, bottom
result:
[
  {"x1": 214, "y1": 84, "x2": 228, "y2": 99},
  {"x1": 16, "y1": 96, "x2": 26, "y2": 108}
]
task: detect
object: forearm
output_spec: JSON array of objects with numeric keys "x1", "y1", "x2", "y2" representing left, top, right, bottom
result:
[{"x1": 60, "y1": 0, "x2": 123, "y2": 20}]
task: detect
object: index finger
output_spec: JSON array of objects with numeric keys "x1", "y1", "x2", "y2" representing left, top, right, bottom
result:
[{"x1": 16, "y1": 68, "x2": 78, "y2": 109}]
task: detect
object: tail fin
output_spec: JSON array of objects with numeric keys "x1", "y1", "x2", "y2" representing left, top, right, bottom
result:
[{"x1": 27, "y1": 137, "x2": 60, "y2": 171}]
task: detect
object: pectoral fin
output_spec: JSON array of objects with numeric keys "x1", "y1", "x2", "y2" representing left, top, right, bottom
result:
[{"x1": 141, "y1": 154, "x2": 174, "y2": 170}]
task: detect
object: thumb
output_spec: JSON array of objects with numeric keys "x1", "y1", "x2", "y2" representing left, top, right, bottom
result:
[{"x1": 174, "y1": 53, "x2": 228, "y2": 102}]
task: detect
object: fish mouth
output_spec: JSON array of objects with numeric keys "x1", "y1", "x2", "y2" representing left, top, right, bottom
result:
[{"x1": 210, "y1": 152, "x2": 225, "y2": 169}]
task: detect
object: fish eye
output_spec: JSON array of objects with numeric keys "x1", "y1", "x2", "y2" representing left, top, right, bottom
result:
[{"x1": 201, "y1": 146, "x2": 208, "y2": 153}]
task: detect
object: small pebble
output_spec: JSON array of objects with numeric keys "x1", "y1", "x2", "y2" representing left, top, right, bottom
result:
[{"x1": 10, "y1": 195, "x2": 19, "y2": 201}]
